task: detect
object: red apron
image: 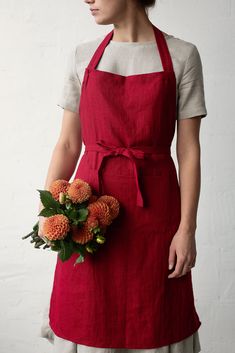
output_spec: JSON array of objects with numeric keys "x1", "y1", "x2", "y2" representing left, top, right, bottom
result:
[{"x1": 49, "y1": 23, "x2": 201, "y2": 349}]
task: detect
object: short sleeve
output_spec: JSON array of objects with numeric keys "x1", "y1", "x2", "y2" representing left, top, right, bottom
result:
[
  {"x1": 177, "y1": 44, "x2": 208, "y2": 120},
  {"x1": 57, "y1": 47, "x2": 81, "y2": 113}
]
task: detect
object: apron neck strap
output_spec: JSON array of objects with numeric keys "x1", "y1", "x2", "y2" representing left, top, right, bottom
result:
[{"x1": 87, "y1": 23, "x2": 174, "y2": 73}]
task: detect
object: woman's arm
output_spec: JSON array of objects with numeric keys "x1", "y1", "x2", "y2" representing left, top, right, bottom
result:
[
  {"x1": 168, "y1": 116, "x2": 202, "y2": 278},
  {"x1": 38, "y1": 109, "x2": 82, "y2": 236}
]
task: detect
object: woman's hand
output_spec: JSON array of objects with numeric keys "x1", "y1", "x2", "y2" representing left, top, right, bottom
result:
[
  {"x1": 168, "y1": 227, "x2": 197, "y2": 278},
  {"x1": 38, "y1": 215, "x2": 51, "y2": 245}
]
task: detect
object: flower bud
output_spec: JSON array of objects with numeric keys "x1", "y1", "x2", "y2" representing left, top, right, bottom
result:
[
  {"x1": 59, "y1": 192, "x2": 66, "y2": 204},
  {"x1": 85, "y1": 244, "x2": 94, "y2": 253},
  {"x1": 96, "y1": 235, "x2": 106, "y2": 244}
]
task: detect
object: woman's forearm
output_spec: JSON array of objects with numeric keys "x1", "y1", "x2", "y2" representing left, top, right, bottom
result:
[
  {"x1": 38, "y1": 142, "x2": 81, "y2": 212},
  {"x1": 177, "y1": 142, "x2": 201, "y2": 234}
]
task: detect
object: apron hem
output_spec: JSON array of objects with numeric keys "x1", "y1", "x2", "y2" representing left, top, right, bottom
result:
[{"x1": 49, "y1": 319, "x2": 201, "y2": 350}]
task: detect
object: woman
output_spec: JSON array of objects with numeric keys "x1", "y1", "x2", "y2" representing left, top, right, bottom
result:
[{"x1": 39, "y1": 0, "x2": 208, "y2": 352}]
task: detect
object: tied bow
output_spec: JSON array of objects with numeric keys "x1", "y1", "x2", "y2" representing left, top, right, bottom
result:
[
  {"x1": 85, "y1": 139, "x2": 170, "y2": 208},
  {"x1": 96, "y1": 140, "x2": 146, "y2": 207}
]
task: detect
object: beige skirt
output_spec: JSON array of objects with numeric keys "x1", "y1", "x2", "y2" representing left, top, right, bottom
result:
[{"x1": 39, "y1": 303, "x2": 201, "y2": 353}]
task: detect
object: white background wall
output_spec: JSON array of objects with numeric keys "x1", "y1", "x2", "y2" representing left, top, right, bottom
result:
[{"x1": 0, "y1": 0, "x2": 234, "y2": 352}]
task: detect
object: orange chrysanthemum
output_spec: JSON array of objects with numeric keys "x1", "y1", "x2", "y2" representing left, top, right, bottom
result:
[
  {"x1": 87, "y1": 200, "x2": 112, "y2": 226},
  {"x1": 49, "y1": 179, "x2": 70, "y2": 201},
  {"x1": 97, "y1": 195, "x2": 120, "y2": 220},
  {"x1": 42, "y1": 214, "x2": 70, "y2": 241},
  {"x1": 71, "y1": 217, "x2": 97, "y2": 244},
  {"x1": 67, "y1": 178, "x2": 92, "y2": 203},
  {"x1": 87, "y1": 215, "x2": 99, "y2": 230}
]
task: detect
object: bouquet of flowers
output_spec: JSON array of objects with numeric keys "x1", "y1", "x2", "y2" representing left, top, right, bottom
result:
[{"x1": 22, "y1": 178, "x2": 120, "y2": 266}]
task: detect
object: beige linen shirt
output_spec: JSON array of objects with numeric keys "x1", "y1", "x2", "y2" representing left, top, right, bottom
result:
[{"x1": 57, "y1": 31, "x2": 207, "y2": 121}]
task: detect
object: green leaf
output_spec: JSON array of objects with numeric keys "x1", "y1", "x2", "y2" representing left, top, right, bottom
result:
[
  {"x1": 58, "y1": 240, "x2": 74, "y2": 262},
  {"x1": 64, "y1": 208, "x2": 88, "y2": 223},
  {"x1": 37, "y1": 190, "x2": 60, "y2": 210},
  {"x1": 72, "y1": 220, "x2": 83, "y2": 226},
  {"x1": 38, "y1": 208, "x2": 58, "y2": 217},
  {"x1": 50, "y1": 240, "x2": 61, "y2": 251},
  {"x1": 74, "y1": 254, "x2": 85, "y2": 265},
  {"x1": 77, "y1": 208, "x2": 88, "y2": 221},
  {"x1": 66, "y1": 208, "x2": 80, "y2": 220},
  {"x1": 73, "y1": 243, "x2": 85, "y2": 256}
]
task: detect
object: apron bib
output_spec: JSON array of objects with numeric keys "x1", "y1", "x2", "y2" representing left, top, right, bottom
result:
[{"x1": 49, "y1": 23, "x2": 201, "y2": 349}]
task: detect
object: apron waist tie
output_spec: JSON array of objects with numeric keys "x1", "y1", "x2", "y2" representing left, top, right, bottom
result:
[{"x1": 84, "y1": 139, "x2": 171, "y2": 208}]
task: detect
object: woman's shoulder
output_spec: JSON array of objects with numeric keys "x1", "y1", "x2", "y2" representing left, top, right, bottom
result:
[
  {"x1": 73, "y1": 34, "x2": 107, "y2": 66},
  {"x1": 162, "y1": 30, "x2": 202, "y2": 67}
]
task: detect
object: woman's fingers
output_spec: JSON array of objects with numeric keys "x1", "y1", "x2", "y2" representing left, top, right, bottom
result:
[
  {"x1": 168, "y1": 254, "x2": 196, "y2": 278},
  {"x1": 168, "y1": 256, "x2": 185, "y2": 278},
  {"x1": 168, "y1": 232, "x2": 197, "y2": 278},
  {"x1": 168, "y1": 245, "x2": 176, "y2": 270},
  {"x1": 38, "y1": 216, "x2": 46, "y2": 238},
  {"x1": 38, "y1": 216, "x2": 52, "y2": 245},
  {"x1": 181, "y1": 262, "x2": 193, "y2": 276}
]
